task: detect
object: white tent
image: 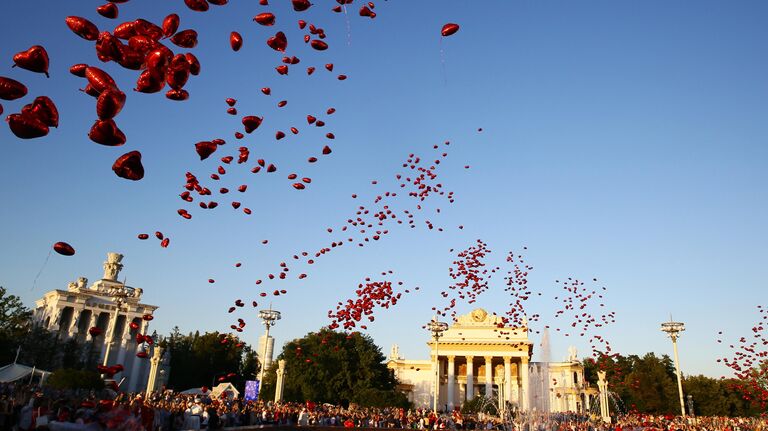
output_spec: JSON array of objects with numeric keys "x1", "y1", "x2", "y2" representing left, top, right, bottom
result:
[
  {"x1": 179, "y1": 387, "x2": 209, "y2": 395},
  {"x1": 0, "y1": 363, "x2": 50, "y2": 383},
  {"x1": 211, "y1": 382, "x2": 239, "y2": 399}
]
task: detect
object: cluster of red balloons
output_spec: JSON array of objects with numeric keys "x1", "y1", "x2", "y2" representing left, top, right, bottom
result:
[
  {"x1": 328, "y1": 272, "x2": 413, "y2": 331},
  {"x1": 16, "y1": 0, "x2": 474, "y2": 369},
  {"x1": 501, "y1": 249, "x2": 538, "y2": 328},
  {"x1": 213, "y1": 135, "x2": 477, "y2": 343},
  {"x1": 137, "y1": 231, "x2": 170, "y2": 248},
  {"x1": 432, "y1": 240, "x2": 493, "y2": 320},
  {"x1": 2, "y1": 45, "x2": 57, "y2": 139},
  {"x1": 548, "y1": 277, "x2": 615, "y2": 359},
  {"x1": 64, "y1": 9, "x2": 212, "y2": 180},
  {"x1": 717, "y1": 305, "x2": 768, "y2": 409}
]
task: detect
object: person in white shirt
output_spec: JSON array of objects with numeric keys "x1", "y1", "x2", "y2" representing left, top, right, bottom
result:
[
  {"x1": 184, "y1": 399, "x2": 203, "y2": 430},
  {"x1": 298, "y1": 408, "x2": 309, "y2": 426}
]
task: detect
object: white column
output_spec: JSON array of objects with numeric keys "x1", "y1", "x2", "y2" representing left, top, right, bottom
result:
[
  {"x1": 510, "y1": 376, "x2": 519, "y2": 405},
  {"x1": 521, "y1": 357, "x2": 529, "y2": 411},
  {"x1": 275, "y1": 360, "x2": 286, "y2": 402},
  {"x1": 68, "y1": 307, "x2": 83, "y2": 338},
  {"x1": 99, "y1": 311, "x2": 118, "y2": 365},
  {"x1": 465, "y1": 356, "x2": 474, "y2": 401},
  {"x1": 85, "y1": 312, "x2": 99, "y2": 342},
  {"x1": 484, "y1": 356, "x2": 493, "y2": 397},
  {"x1": 146, "y1": 346, "x2": 164, "y2": 395},
  {"x1": 447, "y1": 356, "x2": 455, "y2": 411},
  {"x1": 432, "y1": 354, "x2": 441, "y2": 411},
  {"x1": 115, "y1": 317, "x2": 132, "y2": 369},
  {"x1": 504, "y1": 357, "x2": 512, "y2": 404},
  {"x1": 128, "y1": 319, "x2": 149, "y2": 391}
]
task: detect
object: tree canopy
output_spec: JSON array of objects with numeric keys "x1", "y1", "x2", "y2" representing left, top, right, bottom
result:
[
  {"x1": 261, "y1": 328, "x2": 409, "y2": 408},
  {"x1": 47, "y1": 368, "x2": 104, "y2": 390},
  {"x1": 0, "y1": 286, "x2": 33, "y2": 364},
  {"x1": 163, "y1": 327, "x2": 258, "y2": 391},
  {"x1": 583, "y1": 352, "x2": 763, "y2": 416}
]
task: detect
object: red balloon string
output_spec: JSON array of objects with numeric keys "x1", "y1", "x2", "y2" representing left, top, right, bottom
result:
[
  {"x1": 31, "y1": 249, "x2": 52, "y2": 291},
  {"x1": 342, "y1": 4, "x2": 352, "y2": 46},
  {"x1": 440, "y1": 37, "x2": 448, "y2": 86}
]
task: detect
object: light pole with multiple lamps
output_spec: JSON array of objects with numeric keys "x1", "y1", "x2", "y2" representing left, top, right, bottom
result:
[
  {"x1": 427, "y1": 317, "x2": 449, "y2": 414},
  {"x1": 257, "y1": 306, "x2": 281, "y2": 399},
  {"x1": 661, "y1": 319, "x2": 686, "y2": 417}
]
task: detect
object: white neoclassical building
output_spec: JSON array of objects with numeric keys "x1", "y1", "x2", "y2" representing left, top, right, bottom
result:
[
  {"x1": 387, "y1": 308, "x2": 597, "y2": 413},
  {"x1": 33, "y1": 252, "x2": 167, "y2": 392}
]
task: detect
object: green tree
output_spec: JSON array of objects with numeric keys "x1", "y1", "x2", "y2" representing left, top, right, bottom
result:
[
  {"x1": 623, "y1": 353, "x2": 678, "y2": 413},
  {"x1": 47, "y1": 369, "x2": 104, "y2": 390},
  {"x1": 263, "y1": 328, "x2": 408, "y2": 407},
  {"x1": 12, "y1": 325, "x2": 94, "y2": 372},
  {"x1": 0, "y1": 286, "x2": 33, "y2": 364},
  {"x1": 17, "y1": 326, "x2": 65, "y2": 370},
  {"x1": 165, "y1": 328, "x2": 256, "y2": 391},
  {"x1": 583, "y1": 352, "x2": 765, "y2": 416}
]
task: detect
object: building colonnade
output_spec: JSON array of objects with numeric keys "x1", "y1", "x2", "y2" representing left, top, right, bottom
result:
[{"x1": 432, "y1": 353, "x2": 530, "y2": 411}]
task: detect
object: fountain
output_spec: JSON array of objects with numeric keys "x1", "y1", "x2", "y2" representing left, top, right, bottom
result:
[
  {"x1": 590, "y1": 371, "x2": 626, "y2": 423},
  {"x1": 463, "y1": 395, "x2": 515, "y2": 430},
  {"x1": 528, "y1": 329, "x2": 552, "y2": 413}
]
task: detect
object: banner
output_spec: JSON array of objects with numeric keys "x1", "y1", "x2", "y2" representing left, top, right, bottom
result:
[{"x1": 244, "y1": 380, "x2": 259, "y2": 401}]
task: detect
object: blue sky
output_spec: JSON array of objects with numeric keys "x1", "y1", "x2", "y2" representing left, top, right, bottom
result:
[{"x1": 1, "y1": 1, "x2": 766, "y2": 378}]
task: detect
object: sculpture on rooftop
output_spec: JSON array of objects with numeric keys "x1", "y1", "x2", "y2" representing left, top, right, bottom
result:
[{"x1": 103, "y1": 252, "x2": 124, "y2": 281}]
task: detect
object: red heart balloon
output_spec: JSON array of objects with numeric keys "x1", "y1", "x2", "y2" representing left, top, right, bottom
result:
[
  {"x1": 162, "y1": 14, "x2": 180, "y2": 38},
  {"x1": 184, "y1": 0, "x2": 209, "y2": 11},
  {"x1": 292, "y1": 0, "x2": 311, "y2": 11},
  {"x1": 254, "y1": 13, "x2": 275, "y2": 26},
  {"x1": 167, "y1": 55, "x2": 191, "y2": 90},
  {"x1": 195, "y1": 141, "x2": 217, "y2": 160},
  {"x1": 230, "y1": 32, "x2": 243, "y2": 51},
  {"x1": 12, "y1": 46, "x2": 50, "y2": 77},
  {"x1": 89, "y1": 119, "x2": 126, "y2": 146},
  {"x1": 65, "y1": 16, "x2": 100, "y2": 41},
  {"x1": 96, "y1": 89, "x2": 126, "y2": 120},
  {"x1": 6, "y1": 113, "x2": 48, "y2": 139},
  {"x1": 267, "y1": 31, "x2": 287, "y2": 52},
  {"x1": 112, "y1": 151, "x2": 144, "y2": 180},
  {"x1": 0, "y1": 77, "x2": 28, "y2": 101},
  {"x1": 96, "y1": 3, "x2": 119, "y2": 19},
  {"x1": 242, "y1": 116, "x2": 263, "y2": 133},
  {"x1": 310, "y1": 40, "x2": 328, "y2": 51},
  {"x1": 171, "y1": 30, "x2": 198, "y2": 48}
]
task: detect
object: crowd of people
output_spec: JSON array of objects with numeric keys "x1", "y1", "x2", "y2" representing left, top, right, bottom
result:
[{"x1": 0, "y1": 382, "x2": 766, "y2": 431}]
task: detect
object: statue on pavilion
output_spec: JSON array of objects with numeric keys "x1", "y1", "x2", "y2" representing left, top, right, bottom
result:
[
  {"x1": 568, "y1": 346, "x2": 578, "y2": 362},
  {"x1": 67, "y1": 277, "x2": 88, "y2": 292},
  {"x1": 389, "y1": 344, "x2": 401, "y2": 360},
  {"x1": 103, "y1": 253, "x2": 124, "y2": 281}
]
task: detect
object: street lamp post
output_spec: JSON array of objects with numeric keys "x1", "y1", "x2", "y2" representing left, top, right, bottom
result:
[
  {"x1": 102, "y1": 286, "x2": 130, "y2": 368},
  {"x1": 257, "y1": 306, "x2": 281, "y2": 400},
  {"x1": 427, "y1": 317, "x2": 448, "y2": 414},
  {"x1": 661, "y1": 319, "x2": 686, "y2": 417}
]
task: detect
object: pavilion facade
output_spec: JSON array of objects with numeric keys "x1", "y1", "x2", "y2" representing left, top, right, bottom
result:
[
  {"x1": 33, "y1": 252, "x2": 166, "y2": 393},
  {"x1": 387, "y1": 308, "x2": 597, "y2": 413}
]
